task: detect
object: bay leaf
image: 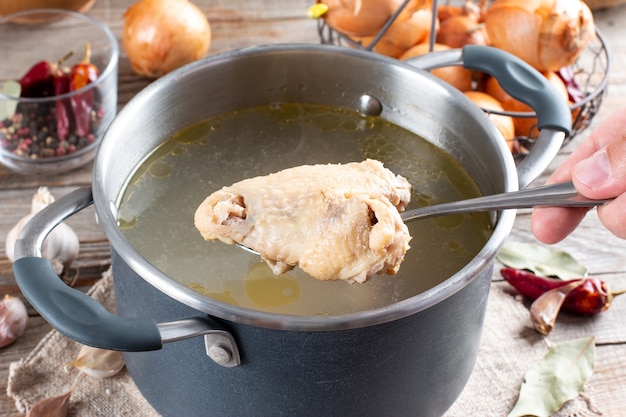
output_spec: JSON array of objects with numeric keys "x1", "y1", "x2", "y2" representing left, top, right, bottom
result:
[
  {"x1": 508, "y1": 337, "x2": 595, "y2": 417},
  {"x1": 0, "y1": 80, "x2": 20, "y2": 121},
  {"x1": 496, "y1": 241, "x2": 587, "y2": 279}
]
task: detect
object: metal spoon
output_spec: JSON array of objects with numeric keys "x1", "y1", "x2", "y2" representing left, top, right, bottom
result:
[
  {"x1": 399, "y1": 180, "x2": 610, "y2": 222},
  {"x1": 237, "y1": 181, "x2": 611, "y2": 254}
]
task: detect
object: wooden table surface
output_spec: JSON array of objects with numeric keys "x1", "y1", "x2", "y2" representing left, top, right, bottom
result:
[{"x1": 2, "y1": 1, "x2": 626, "y2": 416}]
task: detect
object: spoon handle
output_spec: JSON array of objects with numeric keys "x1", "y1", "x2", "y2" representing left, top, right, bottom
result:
[{"x1": 400, "y1": 181, "x2": 612, "y2": 222}]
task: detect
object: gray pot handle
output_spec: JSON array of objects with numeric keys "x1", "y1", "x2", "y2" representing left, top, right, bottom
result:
[
  {"x1": 12, "y1": 187, "x2": 240, "y2": 366},
  {"x1": 406, "y1": 45, "x2": 572, "y2": 189}
]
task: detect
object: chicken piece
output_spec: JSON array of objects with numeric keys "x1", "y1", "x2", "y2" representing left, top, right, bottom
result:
[{"x1": 194, "y1": 159, "x2": 412, "y2": 283}]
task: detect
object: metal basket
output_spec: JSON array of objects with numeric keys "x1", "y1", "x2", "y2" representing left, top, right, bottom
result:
[{"x1": 314, "y1": 0, "x2": 611, "y2": 156}]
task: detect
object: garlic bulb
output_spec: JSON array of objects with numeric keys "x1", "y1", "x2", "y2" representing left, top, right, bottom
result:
[
  {"x1": 0, "y1": 295, "x2": 28, "y2": 348},
  {"x1": 5, "y1": 187, "x2": 79, "y2": 276}
]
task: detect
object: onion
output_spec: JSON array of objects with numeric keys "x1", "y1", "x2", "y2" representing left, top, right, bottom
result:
[
  {"x1": 464, "y1": 91, "x2": 516, "y2": 151},
  {"x1": 435, "y1": 0, "x2": 489, "y2": 48},
  {"x1": 436, "y1": 15, "x2": 489, "y2": 48},
  {"x1": 318, "y1": 0, "x2": 429, "y2": 37},
  {"x1": 485, "y1": 71, "x2": 568, "y2": 137},
  {"x1": 356, "y1": 7, "x2": 435, "y2": 57},
  {"x1": 437, "y1": 4, "x2": 463, "y2": 22},
  {"x1": 122, "y1": 0, "x2": 211, "y2": 79},
  {"x1": 484, "y1": 0, "x2": 595, "y2": 72},
  {"x1": 400, "y1": 43, "x2": 473, "y2": 91},
  {"x1": 318, "y1": 0, "x2": 394, "y2": 36}
]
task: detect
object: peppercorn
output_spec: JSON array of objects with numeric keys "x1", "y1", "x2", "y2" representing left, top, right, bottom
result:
[
  {"x1": 0, "y1": 47, "x2": 103, "y2": 161},
  {"x1": 0, "y1": 98, "x2": 102, "y2": 160}
]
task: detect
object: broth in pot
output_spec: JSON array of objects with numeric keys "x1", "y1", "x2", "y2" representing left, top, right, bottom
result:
[{"x1": 116, "y1": 103, "x2": 493, "y2": 316}]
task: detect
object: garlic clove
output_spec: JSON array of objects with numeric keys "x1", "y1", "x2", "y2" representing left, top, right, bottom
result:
[
  {"x1": 0, "y1": 295, "x2": 28, "y2": 348},
  {"x1": 42, "y1": 222, "x2": 80, "y2": 276},
  {"x1": 25, "y1": 390, "x2": 72, "y2": 417},
  {"x1": 5, "y1": 187, "x2": 80, "y2": 277},
  {"x1": 67, "y1": 344, "x2": 125, "y2": 379}
]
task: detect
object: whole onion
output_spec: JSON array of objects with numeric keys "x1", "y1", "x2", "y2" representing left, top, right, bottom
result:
[
  {"x1": 318, "y1": 0, "x2": 429, "y2": 37},
  {"x1": 464, "y1": 91, "x2": 516, "y2": 151},
  {"x1": 484, "y1": 0, "x2": 595, "y2": 72},
  {"x1": 400, "y1": 43, "x2": 473, "y2": 91},
  {"x1": 122, "y1": 0, "x2": 211, "y2": 79},
  {"x1": 356, "y1": 7, "x2": 435, "y2": 57}
]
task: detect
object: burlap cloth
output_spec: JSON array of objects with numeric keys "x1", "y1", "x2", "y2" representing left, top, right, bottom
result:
[{"x1": 7, "y1": 268, "x2": 598, "y2": 416}]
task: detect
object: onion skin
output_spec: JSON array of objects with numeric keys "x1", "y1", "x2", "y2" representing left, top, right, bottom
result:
[
  {"x1": 400, "y1": 43, "x2": 473, "y2": 91},
  {"x1": 123, "y1": 0, "x2": 211, "y2": 79},
  {"x1": 319, "y1": 0, "x2": 429, "y2": 37},
  {"x1": 320, "y1": 0, "x2": 396, "y2": 36},
  {"x1": 356, "y1": 7, "x2": 435, "y2": 57},
  {"x1": 436, "y1": 15, "x2": 489, "y2": 48},
  {"x1": 464, "y1": 91, "x2": 516, "y2": 151},
  {"x1": 485, "y1": 0, "x2": 595, "y2": 72}
]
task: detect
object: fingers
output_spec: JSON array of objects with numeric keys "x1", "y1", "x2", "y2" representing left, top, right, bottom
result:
[
  {"x1": 596, "y1": 193, "x2": 626, "y2": 239},
  {"x1": 572, "y1": 128, "x2": 626, "y2": 200},
  {"x1": 531, "y1": 105, "x2": 626, "y2": 243},
  {"x1": 548, "y1": 104, "x2": 626, "y2": 185},
  {"x1": 531, "y1": 206, "x2": 589, "y2": 244}
]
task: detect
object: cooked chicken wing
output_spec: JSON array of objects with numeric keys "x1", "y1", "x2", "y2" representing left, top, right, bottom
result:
[{"x1": 194, "y1": 159, "x2": 411, "y2": 283}]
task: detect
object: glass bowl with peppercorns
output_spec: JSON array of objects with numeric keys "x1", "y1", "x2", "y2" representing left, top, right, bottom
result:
[{"x1": 0, "y1": 9, "x2": 118, "y2": 174}]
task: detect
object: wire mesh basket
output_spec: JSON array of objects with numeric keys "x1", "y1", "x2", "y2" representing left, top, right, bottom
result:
[{"x1": 313, "y1": 0, "x2": 611, "y2": 157}]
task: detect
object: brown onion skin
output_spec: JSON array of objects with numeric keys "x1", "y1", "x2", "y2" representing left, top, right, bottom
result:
[
  {"x1": 484, "y1": 0, "x2": 595, "y2": 72},
  {"x1": 320, "y1": 0, "x2": 395, "y2": 36},
  {"x1": 122, "y1": 0, "x2": 211, "y2": 79},
  {"x1": 436, "y1": 15, "x2": 489, "y2": 48},
  {"x1": 355, "y1": 7, "x2": 435, "y2": 58},
  {"x1": 320, "y1": 0, "x2": 431, "y2": 37},
  {"x1": 464, "y1": 91, "x2": 516, "y2": 150},
  {"x1": 400, "y1": 43, "x2": 473, "y2": 91}
]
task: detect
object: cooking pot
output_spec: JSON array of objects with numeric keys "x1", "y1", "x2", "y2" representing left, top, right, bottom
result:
[{"x1": 13, "y1": 44, "x2": 570, "y2": 417}]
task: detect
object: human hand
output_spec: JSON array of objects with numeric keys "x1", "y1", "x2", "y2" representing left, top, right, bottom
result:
[{"x1": 531, "y1": 105, "x2": 626, "y2": 243}]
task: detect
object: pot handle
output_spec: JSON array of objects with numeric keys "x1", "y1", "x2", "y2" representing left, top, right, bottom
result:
[
  {"x1": 12, "y1": 187, "x2": 240, "y2": 365},
  {"x1": 406, "y1": 45, "x2": 572, "y2": 189}
]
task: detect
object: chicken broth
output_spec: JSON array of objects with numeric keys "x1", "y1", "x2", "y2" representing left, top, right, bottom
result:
[{"x1": 117, "y1": 103, "x2": 493, "y2": 315}]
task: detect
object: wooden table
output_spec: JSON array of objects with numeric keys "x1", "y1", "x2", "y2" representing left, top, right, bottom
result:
[{"x1": 1, "y1": 1, "x2": 626, "y2": 415}]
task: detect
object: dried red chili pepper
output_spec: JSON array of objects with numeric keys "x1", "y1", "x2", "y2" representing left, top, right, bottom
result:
[
  {"x1": 19, "y1": 51, "x2": 74, "y2": 98},
  {"x1": 53, "y1": 72, "x2": 71, "y2": 141},
  {"x1": 500, "y1": 268, "x2": 567, "y2": 299},
  {"x1": 500, "y1": 268, "x2": 621, "y2": 315},
  {"x1": 69, "y1": 43, "x2": 99, "y2": 136},
  {"x1": 19, "y1": 60, "x2": 56, "y2": 98}
]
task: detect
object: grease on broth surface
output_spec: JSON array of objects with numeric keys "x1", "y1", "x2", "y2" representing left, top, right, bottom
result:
[{"x1": 117, "y1": 103, "x2": 492, "y2": 315}]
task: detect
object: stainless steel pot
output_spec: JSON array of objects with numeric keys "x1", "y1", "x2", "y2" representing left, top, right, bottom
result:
[{"x1": 13, "y1": 44, "x2": 570, "y2": 417}]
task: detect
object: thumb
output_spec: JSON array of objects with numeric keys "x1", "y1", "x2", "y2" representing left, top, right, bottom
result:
[{"x1": 573, "y1": 132, "x2": 626, "y2": 199}]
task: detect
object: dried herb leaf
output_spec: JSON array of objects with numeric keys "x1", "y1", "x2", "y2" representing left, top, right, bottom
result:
[
  {"x1": 497, "y1": 241, "x2": 587, "y2": 279},
  {"x1": 0, "y1": 80, "x2": 20, "y2": 120},
  {"x1": 508, "y1": 337, "x2": 595, "y2": 417},
  {"x1": 26, "y1": 390, "x2": 71, "y2": 417},
  {"x1": 67, "y1": 344, "x2": 125, "y2": 379}
]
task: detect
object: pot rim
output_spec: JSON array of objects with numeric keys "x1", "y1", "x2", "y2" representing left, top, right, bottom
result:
[{"x1": 93, "y1": 43, "x2": 518, "y2": 331}]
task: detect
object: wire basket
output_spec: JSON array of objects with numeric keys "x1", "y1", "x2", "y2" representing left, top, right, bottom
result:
[{"x1": 314, "y1": 0, "x2": 611, "y2": 157}]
